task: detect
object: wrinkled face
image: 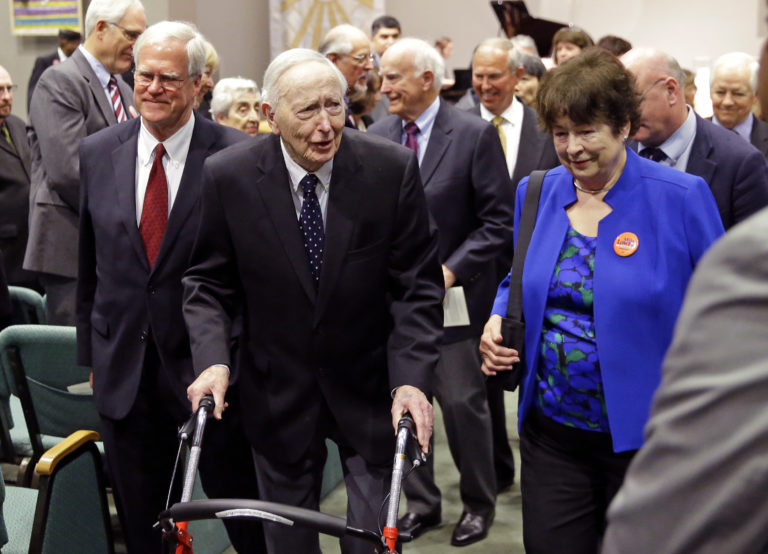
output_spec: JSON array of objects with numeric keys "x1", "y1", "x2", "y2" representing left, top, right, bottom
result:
[
  {"x1": 218, "y1": 91, "x2": 260, "y2": 136},
  {"x1": 555, "y1": 41, "x2": 581, "y2": 65},
  {"x1": 515, "y1": 72, "x2": 539, "y2": 107},
  {"x1": 552, "y1": 116, "x2": 629, "y2": 188},
  {"x1": 196, "y1": 63, "x2": 216, "y2": 107},
  {"x1": 134, "y1": 40, "x2": 201, "y2": 140},
  {"x1": 332, "y1": 36, "x2": 374, "y2": 94},
  {"x1": 0, "y1": 67, "x2": 13, "y2": 123},
  {"x1": 380, "y1": 52, "x2": 433, "y2": 122},
  {"x1": 372, "y1": 27, "x2": 400, "y2": 56},
  {"x1": 265, "y1": 62, "x2": 345, "y2": 172},
  {"x1": 711, "y1": 66, "x2": 756, "y2": 129},
  {"x1": 472, "y1": 47, "x2": 518, "y2": 115},
  {"x1": 99, "y1": 5, "x2": 146, "y2": 74}
]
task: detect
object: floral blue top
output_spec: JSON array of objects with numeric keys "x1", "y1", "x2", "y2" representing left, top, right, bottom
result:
[{"x1": 536, "y1": 226, "x2": 609, "y2": 432}]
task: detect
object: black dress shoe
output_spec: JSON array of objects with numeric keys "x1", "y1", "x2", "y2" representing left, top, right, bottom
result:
[
  {"x1": 450, "y1": 509, "x2": 494, "y2": 546},
  {"x1": 397, "y1": 510, "x2": 441, "y2": 539}
]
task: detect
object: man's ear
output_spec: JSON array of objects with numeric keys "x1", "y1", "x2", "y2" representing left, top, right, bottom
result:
[
  {"x1": 262, "y1": 103, "x2": 280, "y2": 135},
  {"x1": 422, "y1": 69, "x2": 435, "y2": 91},
  {"x1": 327, "y1": 53, "x2": 340, "y2": 64}
]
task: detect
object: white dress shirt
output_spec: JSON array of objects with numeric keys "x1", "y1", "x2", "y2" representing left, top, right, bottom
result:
[
  {"x1": 280, "y1": 139, "x2": 333, "y2": 225},
  {"x1": 135, "y1": 113, "x2": 196, "y2": 224},
  {"x1": 78, "y1": 44, "x2": 119, "y2": 111},
  {"x1": 479, "y1": 97, "x2": 524, "y2": 177},
  {"x1": 639, "y1": 106, "x2": 697, "y2": 171}
]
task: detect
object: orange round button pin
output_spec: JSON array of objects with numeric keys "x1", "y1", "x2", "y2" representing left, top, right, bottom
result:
[{"x1": 614, "y1": 232, "x2": 639, "y2": 257}]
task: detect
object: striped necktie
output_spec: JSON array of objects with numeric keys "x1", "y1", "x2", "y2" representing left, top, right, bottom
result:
[{"x1": 108, "y1": 76, "x2": 127, "y2": 123}]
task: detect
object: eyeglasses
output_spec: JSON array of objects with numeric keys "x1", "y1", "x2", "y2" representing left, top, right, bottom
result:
[
  {"x1": 348, "y1": 52, "x2": 374, "y2": 65},
  {"x1": 109, "y1": 22, "x2": 143, "y2": 41},
  {"x1": 639, "y1": 77, "x2": 666, "y2": 101},
  {"x1": 0, "y1": 85, "x2": 18, "y2": 95},
  {"x1": 134, "y1": 70, "x2": 189, "y2": 92}
]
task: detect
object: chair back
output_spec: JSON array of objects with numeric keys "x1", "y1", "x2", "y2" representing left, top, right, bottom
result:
[{"x1": 8, "y1": 287, "x2": 46, "y2": 325}]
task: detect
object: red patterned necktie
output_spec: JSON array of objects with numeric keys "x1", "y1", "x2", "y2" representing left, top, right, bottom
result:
[
  {"x1": 108, "y1": 76, "x2": 127, "y2": 122},
  {"x1": 404, "y1": 121, "x2": 420, "y2": 153},
  {"x1": 140, "y1": 143, "x2": 168, "y2": 267}
]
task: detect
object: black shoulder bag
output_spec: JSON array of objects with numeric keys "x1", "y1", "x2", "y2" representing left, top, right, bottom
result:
[{"x1": 496, "y1": 169, "x2": 546, "y2": 391}]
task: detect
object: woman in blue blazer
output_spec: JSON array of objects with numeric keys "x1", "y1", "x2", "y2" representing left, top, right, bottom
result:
[{"x1": 479, "y1": 49, "x2": 724, "y2": 553}]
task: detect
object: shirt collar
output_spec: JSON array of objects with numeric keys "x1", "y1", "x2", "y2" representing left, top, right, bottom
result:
[
  {"x1": 405, "y1": 95, "x2": 440, "y2": 136},
  {"x1": 479, "y1": 96, "x2": 522, "y2": 125},
  {"x1": 78, "y1": 44, "x2": 112, "y2": 89},
  {"x1": 138, "y1": 112, "x2": 196, "y2": 168},
  {"x1": 641, "y1": 106, "x2": 696, "y2": 164},
  {"x1": 713, "y1": 113, "x2": 754, "y2": 142},
  {"x1": 280, "y1": 138, "x2": 333, "y2": 192},
  {"x1": 57, "y1": 47, "x2": 68, "y2": 62}
]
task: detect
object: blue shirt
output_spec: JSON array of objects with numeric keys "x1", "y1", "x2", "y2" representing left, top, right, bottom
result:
[{"x1": 400, "y1": 96, "x2": 440, "y2": 167}]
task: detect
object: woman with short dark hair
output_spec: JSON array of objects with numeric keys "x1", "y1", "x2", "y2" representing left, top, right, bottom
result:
[
  {"x1": 479, "y1": 48, "x2": 724, "y2": 553},
  {"x1": 551, "y1": 26, "x2": 594, "y2": 65}
]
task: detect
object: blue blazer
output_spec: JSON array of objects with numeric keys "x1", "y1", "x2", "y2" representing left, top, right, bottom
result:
[{"x1": 492, "y1": 148, "x2": 724, "y2": 451}]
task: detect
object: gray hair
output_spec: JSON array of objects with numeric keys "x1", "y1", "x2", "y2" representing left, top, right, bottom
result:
[
  {"x1": 475, "y1": 37, "x2": 522, "y2": 72},
  {"x1": 384, "y1": 37, "x2": 445, "y2": 93},
  {"x1": 318, "y1": 24, "x2": 368, "y2": 56},
  {"x1": 211, "y1": 77, "x2": 260, "y2": 117},
  {"x1": 84, "y1": 0, "x2": 144, "y2": 38},
  {"x1": 133, "y1": 21, "x2": 207, "y2": 78},
  {"x1": 661, "y1": 52, "x2": 686, "y2": 89},
  {"x1": 511, "y1": 34, "x2": 537, "y2": 55},
  {"x1": 262, "y1": 48, "x2": 347, "y2": 108},
  {"x1": 712, "y1": 52, "x2": 759, "y2": 94},
  {"x1": 520, "y1": 53, "x2": 546, "y2": 79}
]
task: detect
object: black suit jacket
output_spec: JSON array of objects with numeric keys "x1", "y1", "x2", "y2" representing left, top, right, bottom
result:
[
  {"x1": 468, "y1": 101, "x2": 559, "y2": 187},
  {"x1": 182, "y1": 131, "x2": 444, "y2": 465},
  {"x1": 27, "y1": 51, "x2": 58, "y2": 110},
  {"x1": 369, "y1": 100, "x2": 515, "y2": 342},
  {"x1": 0, "y1": 115, "x2": 36, "y2": 287},
  {"x1": 686, "y1": 115, "x2": 768, "y2": 229},
  {"x1": 751, "y1": 115, "x2": 768, "y2": 158},
  {"x1": 76, "y1": 116, "x2": 250, "y2": 421}
]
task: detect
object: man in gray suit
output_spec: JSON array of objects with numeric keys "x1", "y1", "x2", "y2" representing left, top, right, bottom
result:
[
  {"x1": 25, "y1": 0, "x2": 146, "y2": 324},
  {"x1": 709, "y1": 51, "x2": 768, "y2": 158},
  {"x1": 468, "y1": 36, "x2": 559, "y2": 495},
  {"x1": 602, "y1": 207, "x2": 768, "y2": 554},
  {"x1": 369, "y1": 37, "x2": 514, "y2": 547}
]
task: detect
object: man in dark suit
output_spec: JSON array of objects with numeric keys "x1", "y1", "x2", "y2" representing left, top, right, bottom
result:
[
  {"x1": 369, "y1": 37, "x2": 514, "y2": 546},
  {"x1": 319, "y1": 24, "x2": 374, "y2": 129},
  {"x1": 77, "y1": 21, "x2": 264, "y2": 553},
  {"x1": 622, "y1": 47, "x2": 768, "y2": 229},
  {"x1": 709, "y1": 51, "x2": 768, "y2": 158},
  {"x1": 183, "y1": 48, "x2": 443, "y2": 554},
  {"x1": 468, "y1": 38, "x2": 559, "y2": 493},
  {"x1": 25, "y1": 0, "x2": 145, "y2": 325},
  {"x1": 26, "y1": 29, "x2": 82, "y2": 110},
  {"x1": 0, "y1": 66, "x2": 37, "y2": 290}
]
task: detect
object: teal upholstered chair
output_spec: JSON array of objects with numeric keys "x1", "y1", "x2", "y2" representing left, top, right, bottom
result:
[{"x1": 7, "y1": 287, "x2": 46, "y2": 326}]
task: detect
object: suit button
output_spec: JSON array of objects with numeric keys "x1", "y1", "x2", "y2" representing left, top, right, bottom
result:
[
  {"x1": 318, "y1": 367, "x2": 325, "y2": 377},
  {"x1": 140, "y1": 331, "x2": 148, "y2": 343},
  {"x1": 149, "y1": 287, "x2": 156, "y2": 295}
]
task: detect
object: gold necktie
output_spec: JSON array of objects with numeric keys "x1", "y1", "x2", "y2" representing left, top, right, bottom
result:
[
  {"x1": 492, "y1": 115, "x2": 507, "y2": 157},
  {"x1": 1, "y1": 124, "x2": 14, "y2": 151}
]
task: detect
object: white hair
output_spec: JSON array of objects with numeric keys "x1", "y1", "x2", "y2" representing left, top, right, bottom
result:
[
  {"x1": 84, "y1": 0, "x2": 144, "y2": 38},
  {"x1": 712, "y1": 52, "x2": 759, "y2": 94},
  {"x1": 318, "y1": 24, "x2": 368, "y2": 56},
  {"x1": 262, "y1": 48, "x2": 346, "y2": 108},
  {"x1": 475, "y1": 37, "x2": 522, "y2": 72},
  {"x1": 511, "y1": 34, "x2": 537, "y2": 55},
  {"x1": 383, "y1": 38, "x2": 445, "y2": 93},
  {"x1": 211, "y1": 77, "x2": 260, "y2": 117},
  {"x1": 133, "y1": 21, "x2": 207, "y2": 77}
]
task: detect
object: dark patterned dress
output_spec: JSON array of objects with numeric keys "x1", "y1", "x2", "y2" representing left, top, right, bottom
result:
[{"x1": 536, "y1": 226, "x2": 609, "y2": 432}]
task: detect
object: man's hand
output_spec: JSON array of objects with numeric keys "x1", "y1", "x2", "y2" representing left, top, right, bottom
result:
[
  {"x1": 187, "y1": 365, "x2": 230, "y2": 420},
  {"x1": 391, "y1": 385, "x2": 433, "y2": 453},
  {"x1": 89, "y1": 370, "x2": 94, "y2": 389},
  {"x1": 479, "y1": 314, "x2": 519, "y2": 376},
  {"x1": 442, "y1": 264, "x2": 456, "y2": 289}
]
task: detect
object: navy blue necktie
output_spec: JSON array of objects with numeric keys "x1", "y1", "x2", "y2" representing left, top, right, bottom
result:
[
  {"x1": 640, "y1": 147, "x2": 668, "y2": 163},
  {"x1": 299, "y1": 174, "x2": 324, "y2": 287}
]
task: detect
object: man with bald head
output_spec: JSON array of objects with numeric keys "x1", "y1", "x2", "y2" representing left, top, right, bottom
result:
[
  {"x1": 319, "y1": 24, "x2": 374, "y2": 128},
  {"x1": 710, "y1": 52, "x2": 768, "y2": 157},
  {"x1": 621, "y1": 47, "x2": 768, "y2": 229},
  {"x1": 184, "y1": 48, "x2": 443, "y2": 553},
  {"x1": 25, "y1": 0, "x2": 147, "y2": 324},
  {"x1": 0, "y1": 65, "x2": 37, "y2": 290}
]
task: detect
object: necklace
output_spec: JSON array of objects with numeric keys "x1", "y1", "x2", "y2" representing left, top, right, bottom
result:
[{"x1": 573, "y1": 180, "x2": 610, "y2": 195}]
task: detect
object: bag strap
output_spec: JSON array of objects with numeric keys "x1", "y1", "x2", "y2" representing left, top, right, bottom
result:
[{"x1": 505, "y1": 170, "x2": 546, "y2": 319}]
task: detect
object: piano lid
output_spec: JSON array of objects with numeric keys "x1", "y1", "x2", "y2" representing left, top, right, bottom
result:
[{"x1": 490, "y1": 1, "x2": 566, "y2": 57}]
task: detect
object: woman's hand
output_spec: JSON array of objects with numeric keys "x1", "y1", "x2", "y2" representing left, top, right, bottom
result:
[{"x1": 479, "y1": 314, "x2": 520, "y2": 376}]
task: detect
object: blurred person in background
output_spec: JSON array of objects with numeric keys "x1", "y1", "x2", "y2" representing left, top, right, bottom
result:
[
  {"x1": 211, "y1": 77, "x2": 261, "y2": 137},
  {"x1": 195, "y1": 38, "x2": 219, "y2": 118},
  {"x1": 516, "y1": 53, "x2": 547, "y2": 108},
  {"x1": 551, "y1": 26, "x2": 593, "y2": 66}
]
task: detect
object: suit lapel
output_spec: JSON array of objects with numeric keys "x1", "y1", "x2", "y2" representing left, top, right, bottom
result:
[
  {"x1": 111, "y1": 119, "x2": 149, "y2": 270},
  {"x1": 314, "y1": 134, "x2": 361, "y2": 320},
  {"x1": 72, "y1": 49, "x2": 117, "y2": 125},
  {"x1": 685, "y1": 116, "x2": 717, "y2": 187},
  {"x1": 256, "y1": 136, "x2": 317, "y2": 302},
  {"x1": 152, "y1": 117, "x2": 210, "y2": 272},
  {"x1": 420, "y1": 101, "x2": 452, "y2": 186},
  {"x1": 512, "y1": 107, "x2": 542, "y2": 185},
  {"x1": 6, "y1": 118, "x2": 31, "y2": 177}
]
